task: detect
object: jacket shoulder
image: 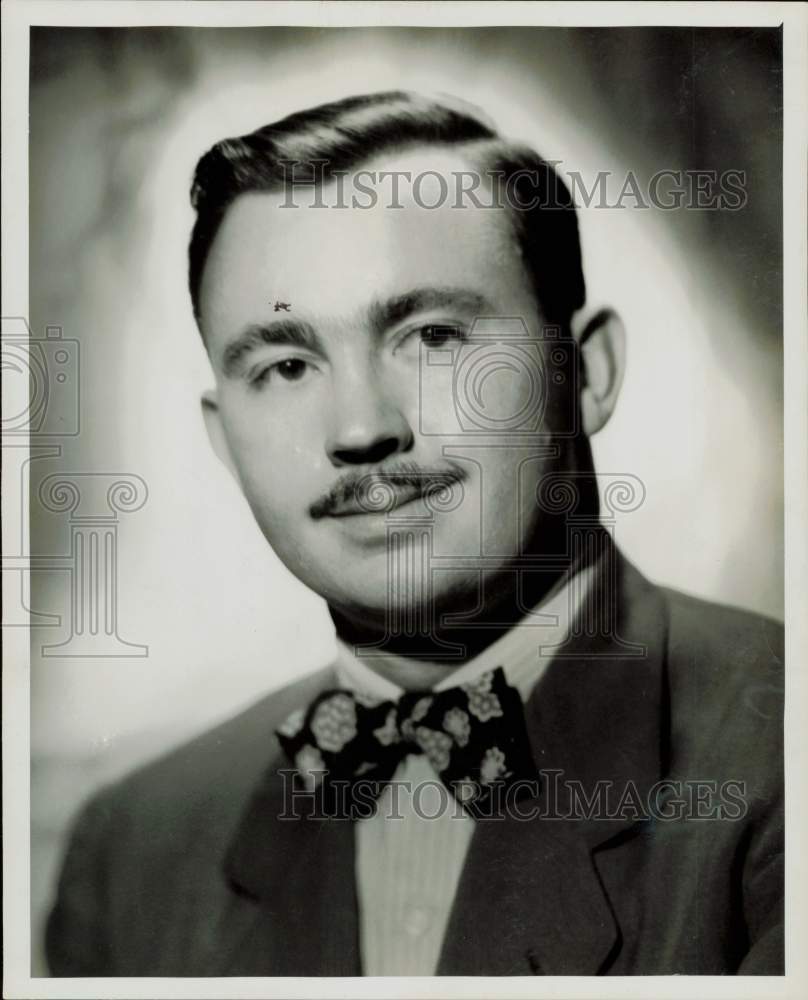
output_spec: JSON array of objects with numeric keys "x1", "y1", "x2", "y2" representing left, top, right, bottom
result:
[
  {"x1": 101, "y1": 664, "x2": 335, "y2": 820},
  {"x1": 47, "y1": 665, "x2": 337, "y2": 974},
  {"x1": 661, "y1": 587, "x2": 783, "y2": 796},
  {"x1": 64, "y1": 664, "x2": 336, "y2": 884},
  {"x1": 663, "y1": 587, "x2": 783, "y2": 663},
  {"x1": 663, "y1": 587, "x2": 783, "y2": 696}
]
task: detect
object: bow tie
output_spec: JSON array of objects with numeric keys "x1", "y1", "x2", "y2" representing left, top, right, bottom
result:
[{"x1": 275, "y1": 667, "x2": 539, "y2": 818}]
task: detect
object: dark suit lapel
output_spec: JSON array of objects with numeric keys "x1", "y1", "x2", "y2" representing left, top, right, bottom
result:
[
  {"x1": 437, "y1": 790, "x2": 618, "y2": 975},
  {"x1": 438, "y1": 538, "x2": 668, "y2": 975},
  {"x1": 218, "y1": 697, "x2": 362, "y2": 975}
]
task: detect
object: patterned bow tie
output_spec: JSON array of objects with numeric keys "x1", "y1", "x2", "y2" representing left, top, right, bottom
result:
[{"x1": 275, "y1": 667, "x2": 539, "y2": 818}]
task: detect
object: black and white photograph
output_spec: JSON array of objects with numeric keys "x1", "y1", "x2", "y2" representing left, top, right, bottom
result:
[{"x1": 2, "y1": 1, "x2": 807, "y2": 996}]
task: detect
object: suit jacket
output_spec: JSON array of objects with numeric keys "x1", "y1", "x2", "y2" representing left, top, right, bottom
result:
[{"x1": 46, "y1": 547, "x2": 784, "y2": 976}]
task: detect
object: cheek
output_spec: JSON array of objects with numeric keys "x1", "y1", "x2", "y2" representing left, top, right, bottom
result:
[
  {"x1": 409, "y1": 361, "x2": 458, "y2": 436},
  {"x1": 418, "y1": 342, "x2": 551, "y2": 436},
  {"x1": 219, "y1": 398, "x2": 326, "y2": 502},
  {"x1": 475, "y1": 448, "x2": 560, "y2": 531}
]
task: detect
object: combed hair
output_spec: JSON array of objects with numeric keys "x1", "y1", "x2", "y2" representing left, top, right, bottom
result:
[{"x1": 188, "y1": 90, "x2": 586, "y2": 326}]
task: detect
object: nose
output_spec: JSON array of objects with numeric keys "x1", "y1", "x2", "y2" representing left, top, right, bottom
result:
[{"x1": 325, "y1": 369, "x2": 414, "y2": 467}]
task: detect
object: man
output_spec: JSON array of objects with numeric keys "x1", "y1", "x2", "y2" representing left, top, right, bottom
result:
[{"x1": 46, "y1": 91, "x2": 783, "y2": 977}]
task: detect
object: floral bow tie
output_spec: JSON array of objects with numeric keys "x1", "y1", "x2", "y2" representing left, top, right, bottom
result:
[{"x1": 275, "y1": 667, "x2": 539, "y2": 818}]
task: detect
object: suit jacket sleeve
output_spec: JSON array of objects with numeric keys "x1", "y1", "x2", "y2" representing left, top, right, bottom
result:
[{"x1": 46, "y1": 792, "x2": 116, "y2": 976}]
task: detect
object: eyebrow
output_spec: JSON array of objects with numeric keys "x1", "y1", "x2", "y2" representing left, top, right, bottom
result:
[
  {"x1": 220, "y1": 320, "x2": 320, "y2": 377},
  {"x1": 368, "y1": 285, "x2": 494, "y2": 332},
  {"x1": 219, "y1": 285, "x2": 494, "y2": 378}
]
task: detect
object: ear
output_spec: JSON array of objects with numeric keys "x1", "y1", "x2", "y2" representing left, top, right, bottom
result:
[
  {"x1": 570, "y1": 307, "x2": 626, "y2": 436},
  {"x1": 201, "y1": 389, "x2": 240, "y2": 481}
]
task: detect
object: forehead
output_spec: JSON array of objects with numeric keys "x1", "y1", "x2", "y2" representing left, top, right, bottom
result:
[{"x1": 197, "y1": 147, "x2": 529, "y2": 344}]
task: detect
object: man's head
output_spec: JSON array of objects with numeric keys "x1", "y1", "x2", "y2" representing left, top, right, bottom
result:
[{"x1": 190, "y1": 91, "x2": 624, "y2": 631}]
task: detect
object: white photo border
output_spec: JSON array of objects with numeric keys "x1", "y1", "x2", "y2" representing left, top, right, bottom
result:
[{"x1": 3, "y1": 2, "x2": 806, "y2": 999}]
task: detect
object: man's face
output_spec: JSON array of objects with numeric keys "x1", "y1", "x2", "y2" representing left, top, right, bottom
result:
[{"x1": 198, "y1": 148, "x2": 578, "y2": 627}]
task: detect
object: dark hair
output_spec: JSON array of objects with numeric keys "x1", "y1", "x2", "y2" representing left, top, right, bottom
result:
[{"x1": 188, "y1": 90, "x2": 586, "y2": 326}]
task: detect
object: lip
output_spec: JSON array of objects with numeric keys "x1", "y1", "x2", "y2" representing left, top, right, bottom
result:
[{"x1": 326, "y1": 482, "x2": 426, "y2": 518}]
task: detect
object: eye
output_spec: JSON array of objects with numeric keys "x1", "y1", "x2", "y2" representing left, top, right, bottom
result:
[
  {"x1": 420, "y1": 324, "x2": 464, "y2": 347},
  {"x1": 274, "y1": 358, "x2": 308, "y2": 381},
  {"x1": 250, "y1": 357, "x2": 310, "y2": 388},
  {"x1": 394, "y1": 323, "x2": 466, "y2": 358}
]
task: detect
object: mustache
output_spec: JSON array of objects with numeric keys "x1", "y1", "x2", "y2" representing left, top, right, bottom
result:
[{"x1": 309, "y1": 460, "x2": 469, "y2": 519}]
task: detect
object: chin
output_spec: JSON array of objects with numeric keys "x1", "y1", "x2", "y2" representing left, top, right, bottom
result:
[{"x1": 312, "y1": 568, "x2": 395, "y2": 617}]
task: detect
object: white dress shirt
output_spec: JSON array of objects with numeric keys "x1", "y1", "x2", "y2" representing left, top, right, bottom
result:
[{"x1": 332, "y1": 563, "x2": 596, "y2": 975}]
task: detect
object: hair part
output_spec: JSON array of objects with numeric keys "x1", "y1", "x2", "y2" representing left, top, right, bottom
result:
[{"x1": 188, "y1": 90, "x2": 586, "y2": 327}]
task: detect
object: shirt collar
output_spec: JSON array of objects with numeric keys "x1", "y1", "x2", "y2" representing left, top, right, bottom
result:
[{"x1": 333, "y1": 560, "x2": 598, "y2": 704}]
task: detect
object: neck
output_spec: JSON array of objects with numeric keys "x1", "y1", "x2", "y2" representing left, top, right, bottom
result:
[{"x1": 330, "y1": 551, "x2": 585, "y2": 692}]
